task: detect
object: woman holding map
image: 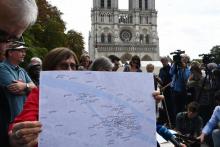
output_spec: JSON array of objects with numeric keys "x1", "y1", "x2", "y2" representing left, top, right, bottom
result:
[{"x1": 8, "y1": 48, "x2": 164, "y2": 147}]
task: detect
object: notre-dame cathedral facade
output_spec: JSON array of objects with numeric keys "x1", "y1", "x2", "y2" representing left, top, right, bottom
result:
[{"x1": 89, "y1": 0, "x2": 159, "y2": 62}]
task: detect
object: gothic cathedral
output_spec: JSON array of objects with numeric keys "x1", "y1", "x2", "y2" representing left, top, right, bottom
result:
[{"x1": 89, "y1": 0, "x2": 159, "y2": 61}]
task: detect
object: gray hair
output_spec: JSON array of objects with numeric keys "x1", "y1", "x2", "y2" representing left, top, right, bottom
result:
[
  {"x1": 207, "y1": 63, "x2": 217, "y2": 71},
  {"x1": 30, "y1": 57, "x2": 42, "y2": 65},
  {"x1": 0, "y1": 0, "x2": 38, "y2": 28},
  {"x1": 90, "y1": 56, "x2": 113, "y2": 71}
]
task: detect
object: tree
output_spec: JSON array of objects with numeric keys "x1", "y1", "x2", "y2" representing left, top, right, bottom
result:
[
  {"x1": 34, "y1": 0, "x2": 66, "y2": 49},
  {"x1": 210, "y1": 45, "x2": 220, "y2": 64},
  {"x1": 21, "y1": 0, "x2": 85, "y2": 66},
  {"x1": 66, "y1": 30, "x2": 85, "y2": 59}
]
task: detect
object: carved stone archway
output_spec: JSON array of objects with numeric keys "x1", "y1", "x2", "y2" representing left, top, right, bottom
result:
[{"x1": 142, "y1": 54, "x2": 152, "y2": 61}]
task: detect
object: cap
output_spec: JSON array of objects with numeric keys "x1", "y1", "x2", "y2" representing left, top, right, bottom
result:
[
  {"x1": 6, "y1": 45, "x2": 27, "y2": 50},
  {"x1": 6, "y1": 39, "x2": 27, "y2": 50}
]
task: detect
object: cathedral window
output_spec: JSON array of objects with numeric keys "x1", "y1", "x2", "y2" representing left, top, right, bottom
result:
[
  {"x1": 101, "y1": 34, "x2": 105, "y2": 43},
  {"x1": 139, "y1": 0, "x2": 142, "y2": 10},
  {"x1": 108, "y1": 34, "x2": 112, "y2": 43},
  {"x1": 101, "y1": 0, "x2": 104, "y2": 8},
  {"x1": 107, "y1": 0, "x2": 111, "y2": 9},
  {"x1": 146, "y1": 16, "x2": 148, "y2": 24},
  {"x1": 119, "y1": 15, "x2": 127, "y2": 24},
  {"x1": 140, "y1": 34, "x2": 144, "y2": 43},
  {"x1": 139, "y1": 16, "x2": 142, "y2": 24},
  {"x1": 100, "y1": 14, "x2": 104, "y2": 22},
  {"x1": 145, "y1": 35, "x2": 149, "y2": 44},
  {"x1": 145, "y1": 0, "x2": 148, "y2": 9},
  {"x1": 120, "y1": 30, "x2": 132, "y2": 42},
  {"x1": 108, "y1": 14, "x2": 112, "y2": 22},
  {"x1": 129, "y1": 15, "x2": 133, "y2": 23}
]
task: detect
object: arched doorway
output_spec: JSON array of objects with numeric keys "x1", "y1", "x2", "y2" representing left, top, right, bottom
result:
[{"x1": 142, "y1": 54, "x2": 152, "y2": 61}]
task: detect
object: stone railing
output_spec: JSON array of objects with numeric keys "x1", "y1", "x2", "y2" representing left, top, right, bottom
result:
[{"x1": 96, "y1": 43, "x2": 157, "y2": 53}]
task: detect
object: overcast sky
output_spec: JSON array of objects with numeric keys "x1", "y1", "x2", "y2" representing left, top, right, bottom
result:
[{"x1": 48, "y1": 0, "x2": 220, "y2": 60}]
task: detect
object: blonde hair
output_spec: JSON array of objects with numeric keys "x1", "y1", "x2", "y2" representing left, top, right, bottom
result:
[{"x1": 146, "y1": 63, "x2": 154, "y2": 73}]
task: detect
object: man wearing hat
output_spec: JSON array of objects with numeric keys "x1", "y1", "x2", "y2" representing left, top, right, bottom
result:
[
  {"x1": 0, "y1": 0, "x2": 38, "y2": 146},
  {"x1": 0, "y1": 42, "x2": 36, "y2": 122}
]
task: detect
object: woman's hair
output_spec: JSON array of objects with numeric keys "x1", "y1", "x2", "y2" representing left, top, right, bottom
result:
[
  {"x1": 190, "y1": 64, "x2": 201, "y2": 73},
  {"x1": 129, "y1": 55, "x2": 141, "y2": 68},
  {"x1": 42, "y1": 47, "x2": 79, "y2": 71},
  {"x1": 80, "y1": 54, "x2": 90, "y2": 63},
  {"x1": 0, "y1": 0, "x2": 38, "y2": 27},
  {"x1": 89, "y1": 56, "x2": 113, "y2": 71}
]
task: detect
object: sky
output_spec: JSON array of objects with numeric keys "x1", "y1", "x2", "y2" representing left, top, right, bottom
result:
[{"x1": 48, "y1": 0, "x2": 220, "y2": 60}]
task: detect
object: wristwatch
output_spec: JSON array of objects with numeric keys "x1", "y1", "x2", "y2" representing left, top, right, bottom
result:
[{"x1": 26, "y1": 83, "x2": 30, "y2": 90}]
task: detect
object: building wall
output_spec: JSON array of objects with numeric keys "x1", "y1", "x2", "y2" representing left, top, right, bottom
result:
[{"x1": 89, "y1": 0, "x2": 159, "y2": 61}]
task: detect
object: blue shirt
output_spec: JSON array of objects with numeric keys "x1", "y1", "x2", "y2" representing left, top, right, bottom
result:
[
  {"x1": 202, "y1": 106, "x2": 220, "y2": 135},
  {"x1": 170, "y1": 64, "x2": 191, "y2": 92},
  {"x1": 0, "y1": 60, "x2": 32, "y2": 121}
]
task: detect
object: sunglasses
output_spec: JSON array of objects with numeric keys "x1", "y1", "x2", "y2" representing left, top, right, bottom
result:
[{"x1": 0, "y1": 29, "x2": 24, "y2": 44}]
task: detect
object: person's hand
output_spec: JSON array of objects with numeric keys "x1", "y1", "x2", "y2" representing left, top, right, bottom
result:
[
  {"x1": 9, "y1": 121, "x2": 42, "y2": 147},
  {"x1": 152, "y1": 91, "x2": 164, "y2": 103},
  {"x1": 197, "y1": 133, "x2": 205, "y2": 143},
  {"x1": 7, "y1": 80, "x2": 26, "y2": 94},
  {"x1": 180, "y1": 143, "x2": 187, "y2": 147}
]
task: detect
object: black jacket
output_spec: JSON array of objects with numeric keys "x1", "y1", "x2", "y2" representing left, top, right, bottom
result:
[{"x1": 0, "y1": 86, "x2": 11, "y2": 147}]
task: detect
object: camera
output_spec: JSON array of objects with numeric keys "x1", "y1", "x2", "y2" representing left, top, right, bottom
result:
[
  {"x1": 199, "y1": 53, "x2": 215, "y2": 65},
  {"x1": 170, "y1": 50, "x2": 185, "y2": 67}
]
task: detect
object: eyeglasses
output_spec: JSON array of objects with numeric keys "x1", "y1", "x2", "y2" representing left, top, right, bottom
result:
[
  {"x1": 0, "y1": 29, "x2": 24, "y2": 44},
  {"x1": 57, "y1": 63, "x2": 78, "y2": 70}
]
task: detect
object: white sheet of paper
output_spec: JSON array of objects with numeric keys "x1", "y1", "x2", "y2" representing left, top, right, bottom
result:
[
  {"x1": 39, "y1": 71, "x2": 156, "y2": 147},
  {"x1": 156, "y1": 133, "x2": 167, "y2": 144}
]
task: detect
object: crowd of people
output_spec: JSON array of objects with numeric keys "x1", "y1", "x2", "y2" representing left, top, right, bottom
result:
[
  {"x1": 117, "y1": 53, "x2": 220, "y2": 147},
  {"x1": 0, "y1": 0, "x2": 220, "y2": 147},
  {"x1": 157, "y1": 55, "x2": 220, "y2": 147}
]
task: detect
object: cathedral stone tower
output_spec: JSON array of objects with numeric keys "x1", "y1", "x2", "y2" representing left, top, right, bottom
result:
[{"x1": 89, "y1": 0, "x2": 159, "y2": 62}]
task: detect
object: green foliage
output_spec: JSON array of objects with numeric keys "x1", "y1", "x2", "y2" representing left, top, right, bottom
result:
[
  {"x1": 23, "y1": 0, "x2": 85, "y2": 65},
  {"x1": 40, "y1": 19, "x2": 66, "y2": 49},
  {"x1": 210, "y1": 45, "x2": 220, "y2": 64},
  {"x1": 66, "y1": 30, "x2": 85, "y2": 59}
]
